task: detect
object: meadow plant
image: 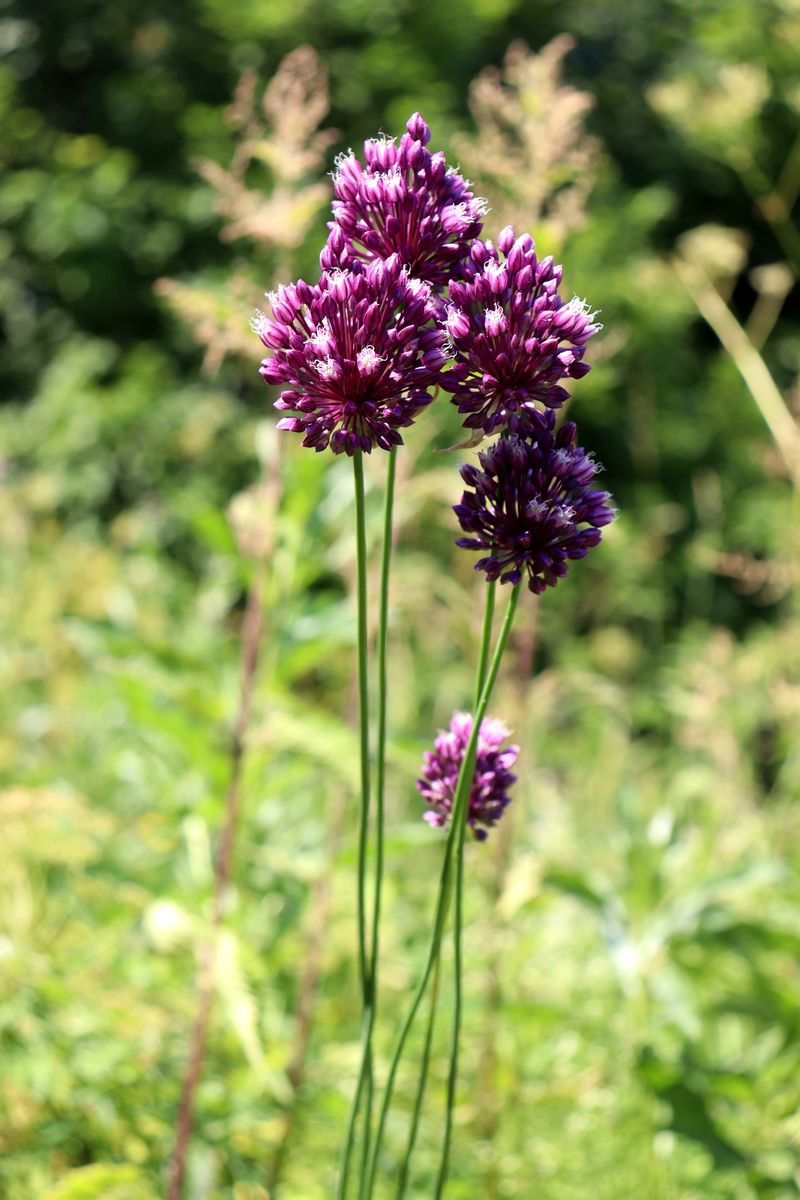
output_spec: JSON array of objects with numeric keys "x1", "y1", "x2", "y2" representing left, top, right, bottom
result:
[
  {"x1": 417, "y1": 712, "x2": 519, "y2": 841},
  {"x1": 251, "y1": 110, "x2": 614, "y2": 1198},
  {"x1": 454, "y1": 36, "x2": 600, "y2": 248},
  {"x1": 442, "y1": 228, "x2": 600, "y2": 433}
]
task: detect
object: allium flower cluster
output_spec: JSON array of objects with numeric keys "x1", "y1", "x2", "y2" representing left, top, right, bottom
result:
[
  {"x1": 441, "y1": 226, "x2": 601, "y2": 436},
  {"x1": 454, "y1": 410, "x2": 615, "y2": 592},
  {"x1": 256, "y1": 255, "x2": 445, "y2": 455},
  {"x1": 417, "y1": 712, "x2": 519, "y2": 841},
  {"x1": 322, "y1": 113, "x2": 487, "y2": 292}
]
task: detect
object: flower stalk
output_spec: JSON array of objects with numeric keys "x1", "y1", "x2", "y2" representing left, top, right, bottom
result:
[
  {"x1": 435, "y1": 578, "x2": 498, "y2": 1196},
  {"x1": 365, "y1": 583, "x2": 521, "y2": 1197},
  {"x1": 338, "y1": 451, "x2": 374, "y2": 1199}
]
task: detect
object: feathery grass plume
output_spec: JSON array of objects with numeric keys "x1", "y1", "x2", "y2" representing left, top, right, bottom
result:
[
  {"x1": 196, "y1": 47, "x2": 337, "y2": 247},
  {"x1": 649, "y1": 61, "x2": 769, "y2": 162},
  {"x1": 455, "y1": 37, "x2": 600, "y2": 248},
  {"x1": 154, "y1": 273, "x2": 259, "y2": 375},
  {"x1": 156, "y1": 47, "x2": 336, "y2": 373}
]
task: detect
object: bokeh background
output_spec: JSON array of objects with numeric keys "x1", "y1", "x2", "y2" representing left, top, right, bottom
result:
[{"x1": 3, "y1": 1, "x2": 800, "y2": 1197}]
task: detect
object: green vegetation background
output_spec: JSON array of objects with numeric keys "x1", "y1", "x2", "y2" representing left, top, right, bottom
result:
[{"x1": 2, "y1": 0, "x2": 800, "y2": 1197}]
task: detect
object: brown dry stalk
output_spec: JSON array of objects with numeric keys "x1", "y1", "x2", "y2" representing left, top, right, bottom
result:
[
  {"x1": 166, "y1": 564, "x2": 265, "y2": 1200},
  {"x1": 674, "y1": 256, "x2": 800, "y2": 488}
]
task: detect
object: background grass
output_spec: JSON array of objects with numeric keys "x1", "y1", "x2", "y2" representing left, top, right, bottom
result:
[{"x1": 2, "y1": 0, "x2": 800, "y2": 1196}]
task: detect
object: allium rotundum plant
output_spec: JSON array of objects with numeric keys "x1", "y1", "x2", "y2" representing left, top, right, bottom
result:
[
  {"x1": 442, "y1": 226, "x2": 601, "y2": 435},
  {"x1": 255, "y1": 256, "x2": 445, "y2": 455},
  {"x1": 250, "y1": 106, "x2": 614, "y2": 1200},
  {"x1": 455, "y1": 410, "x2": 616, "y2": 592},
  {"x1": 323, "y1": 112, "x2": 487, "y2": 290},
  {"x1": 418, "y1": 712, "x2": 519, "y2": 840}
]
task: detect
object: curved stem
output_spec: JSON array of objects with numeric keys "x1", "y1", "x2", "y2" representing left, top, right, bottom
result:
[
  {"x1": 395, "y1": 580, "x2": 497, "y2": 1194},
  {"x1": 363, "y1": 837, "x2": 452, "y2": 1200},
  {"x1": 338, "y1": 451, "x2": 373, "y2": 1199},
  {"x1": 395, "y1": 956, "x2": 442, "y2": 1200},
  {"x1": 365, "y1": 584, "x2": 520, "y2": 1198},
  {"x1": 436, "y1": 578, "x2": 498, "y2": 1199}
]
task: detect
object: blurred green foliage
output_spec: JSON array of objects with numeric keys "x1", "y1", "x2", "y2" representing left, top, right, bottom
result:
[{"x1": 2, "y1": 0, "x2": 800, "y2": 1196}]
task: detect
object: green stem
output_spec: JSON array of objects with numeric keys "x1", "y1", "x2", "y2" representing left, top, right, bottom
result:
[
  {"x1": 436, "y1": 579, "x2": 498, "y2": 1199},
  {"x1": 475, "y1": 581, "x2": 497, "y2": 700},
  {"x1": 364, "y1": 836, "x2": 452, "y2": 1200},
  {"x1": 365, "y1": 584, "x2": 520, "y2": 1198},
  {"x1": 396, "y1": 956, "x2": 442, "y2": 1200},
  {"x1": 358, "y1": 448, "x2": 397, "y2": 1197},
  {"x1": 396, "y1": 580, "x2": 497, "y2": 1195},
  {"x1": 338, "y1": 451, "x2": 373, "y2": 1200}
]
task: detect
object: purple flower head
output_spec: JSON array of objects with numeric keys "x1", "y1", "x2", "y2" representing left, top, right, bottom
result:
[
  {"x1": 322, "y1": 113, "x2": 487, "y2": 293},
  {"x1": 255, "y1": 255, "x2": 445, "y2": 455},
  {"x1": 441, "y1": 226, "x2": 601, "y2": 436},
  {"x1": 417, "y1": 711, "x2": 519, "y2": 842},
  {"x1": 454, "y1": 411, "x2": 615, "y2": 593}
]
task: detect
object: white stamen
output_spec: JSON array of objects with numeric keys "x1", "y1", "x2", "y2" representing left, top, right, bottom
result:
[
  {"x1": 315, "y1": 357, "x2": 339, "y2": 380},
  {"x1": 265, "y1": 285, "x2": 287, "y2": 310},
  {"x1": 333, "y1": 148, "x2": 356, "y2": 172},
  {"x1": 527, "y1": 499, "x2": 549, "y2": 520},
  {"x1": 551, "y1": 504, "x2": 576, "y2": 528},
  {"x1": 563, "y1": 295, "x2": 603, "y2": 329},
  {"x1": 484, "y1": 304, "x2": 507, "y2": 337},
  {"x1": 306, "y1": 318, "x2": 332, "y2": 353},
  {"x1": 250, "y1": 308, "x2": 269, "y2": 336},
  {"x1": 444, "y1": 305, "x2": 465, "y2": 331},
  {"x1": 357, "y1": 345, "x2": 384, "y2": 375}
]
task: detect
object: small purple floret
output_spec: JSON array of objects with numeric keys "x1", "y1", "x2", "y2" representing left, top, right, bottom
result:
[
  {"x1": 417, "y1": 712, "x2": 519, "y2": 841},
  {"x1": 454, "y1": 411, "x2": 615, "y2": 592},
  {"x1": 441, "y1": 226, "x2": 601, "y2": 435},
  {"x1": 322, "y1": 113, "x2": 487, "y2": 292},
  {"x1": 255, "y1": 255, "x2": 445, "y2": 455}
]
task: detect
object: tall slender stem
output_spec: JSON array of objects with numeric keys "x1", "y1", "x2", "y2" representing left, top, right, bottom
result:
[
  {"x1": 166, "y1": 562, "x2": 265, "y2": 1200},
  {"x1": 365, "y1": 584, "x2": 520, "y2": 1198},
  {"x1": 354, "y1": 450, "x2": 373, "y2": 1009},
  {"x1": 358, "y1": 448, "x2": 397, "y2": 1195},
  {"x1": 364, "y1": 833, "x2": 452, "y2": 1200},
  {"x1": 436, "y1": 579, "x2": 498, "y2": 1198},
  {"x1": 475, "y1": 580, "x2": 497, "y2": 699},
  {"x1": 395, "y1": 956, "x2": 442, "y2": 1200},
  {"x1": 338, "y1": 451, "x2": 373, "y2": 1199},
  {"x1": 396, "y1": 580, "x2": 497, "y2": 1194}
]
